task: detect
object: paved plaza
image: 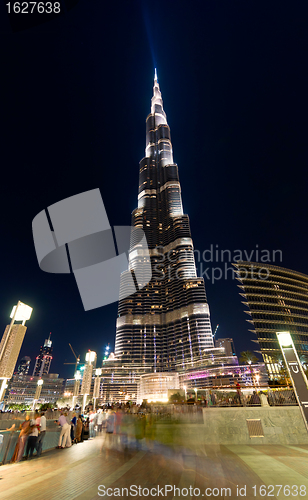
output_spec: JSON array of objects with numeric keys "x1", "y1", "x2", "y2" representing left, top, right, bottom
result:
[{"x1": 1, "y1": 436, "x2": 308, "y2": 499}]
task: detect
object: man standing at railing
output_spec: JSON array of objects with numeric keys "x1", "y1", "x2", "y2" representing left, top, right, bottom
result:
[
  {"x1": 25, "y1": 419, "x2": 38, "y2": 459},
  {"x1": 56, "y1": 412, "x2": 71, "y2": 448},
  {"x1": 36, "y1": 412, "x2": 47, "y2": 456}
]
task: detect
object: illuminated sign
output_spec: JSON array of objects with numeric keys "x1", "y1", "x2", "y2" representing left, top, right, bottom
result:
[{"x1": 277, "y1": 331, "x2": 308, "y2": 430}]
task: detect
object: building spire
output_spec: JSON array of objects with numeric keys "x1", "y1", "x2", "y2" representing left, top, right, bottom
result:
[{"x1": 151, "y1": 68, "x2": 167, "y2": 125}]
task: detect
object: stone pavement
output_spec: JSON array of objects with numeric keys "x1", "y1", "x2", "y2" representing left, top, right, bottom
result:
[{"x1": 0, "y1": 436, "x2": 308, "y2": 499}]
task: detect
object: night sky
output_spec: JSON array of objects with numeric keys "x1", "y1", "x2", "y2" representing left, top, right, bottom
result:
[{"x1": 1, "y1": 1, "x2": 307, "y2": 379}]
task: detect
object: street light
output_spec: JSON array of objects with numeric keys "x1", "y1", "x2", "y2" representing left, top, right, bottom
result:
[
  {"x1": 93, "y1": 368, "x2": 102, "y2": 410},
  {"x1": 194, "y1": 388, "x2": 198, "y2": 402},
  {"x1": 32, "y1": 379, "x2": 44, "y2": 410},
  {"x1": 277, "y1": 332, "x2": 292, "y2": 348},
  {"x1": 81, "y1": 351, "x2": 97, "y2": 413},
  {"x1": 71, "y1": 370, "x2": 81, "y2": 409}
]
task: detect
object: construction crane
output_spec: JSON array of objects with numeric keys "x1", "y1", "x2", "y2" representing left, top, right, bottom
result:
[
  {"x1": 213, "y1": 324, "x2": 219, "y2": 341},
  {"x1": 63, "y1": 343, "x2": 80, "y2": 375}
]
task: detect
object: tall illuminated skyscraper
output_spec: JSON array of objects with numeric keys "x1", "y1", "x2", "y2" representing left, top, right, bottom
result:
[
  {"x1": 115, "y1": 71, "x2": 213, "y2": 372},
  {"x1": 33, "y1": 333, "x2": 53, "y2": 377}
]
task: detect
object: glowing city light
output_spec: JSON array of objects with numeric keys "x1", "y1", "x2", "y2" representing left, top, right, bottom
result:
[
  {"x1": 85, "y1": 351, "x2": 96, "y2": 363},
  {"x1": 10, "y1": 302, "x2": 33, "y2": 322},
  {"x1": 277, "y1": 332, "x2": 292, "y2": 347}
]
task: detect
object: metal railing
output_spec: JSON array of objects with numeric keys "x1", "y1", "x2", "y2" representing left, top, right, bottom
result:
[
  {"x1": 204, "y1": 388, "x2": 297, "y2": 407},
  {"x1": 0, "y1": 424, "x2": 60, "y2": 465}
]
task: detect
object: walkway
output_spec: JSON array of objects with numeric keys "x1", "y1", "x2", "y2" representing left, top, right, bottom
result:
[{"x1": 1, "y1": 437, "x2": 308, "y2": 499}]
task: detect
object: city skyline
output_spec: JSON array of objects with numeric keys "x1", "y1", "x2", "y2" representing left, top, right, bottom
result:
[{"x1": 1, "y1": 2, "x2": 308, "y2": 379}]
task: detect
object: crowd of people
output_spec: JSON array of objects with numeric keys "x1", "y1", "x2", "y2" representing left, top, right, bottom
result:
[
  {"x1": 8, "y1": 411, "x2": 47, "y2": 462},
  {"x1": 2, "y1": 391, "x2": 297, "y2": 463},
  {"x1": 4, "y1": 404, "x2": 155, "y2": 463}
]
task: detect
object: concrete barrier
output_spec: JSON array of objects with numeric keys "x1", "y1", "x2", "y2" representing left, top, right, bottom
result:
[{"x1": 154, "y1": 406, "x2": 308, "y2": 446}]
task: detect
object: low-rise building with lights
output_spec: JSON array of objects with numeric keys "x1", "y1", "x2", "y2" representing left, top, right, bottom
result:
[{"x1": 5, "y1": 373, "x2": 64, "y2": 407}]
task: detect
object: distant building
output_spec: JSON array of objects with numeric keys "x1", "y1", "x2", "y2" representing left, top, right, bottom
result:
[
  {"x1": 100, "y1": 354, "x2": 140, "y2": 404},
  {"x1": 234, "y1": 262, "x2": 308, "y2": 380},
  {"x1": 5, "y1": 373, "x2": 64, "y2": 406},
  {"x1": 33, "y1": 333, "x2": 53, "y2": 377},
  {"x1": 17, "y1": 356, "x2": 31, "y2": 376},
  {"x1": 215, "y1": 338, "x2": 237, "y2": 358}
]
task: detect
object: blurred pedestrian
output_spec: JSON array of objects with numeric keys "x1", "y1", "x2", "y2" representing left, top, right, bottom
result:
[
  {"x1": 12, "y1": 415, "x2": 30, "y2": 463},
  {"x1": 25, "y1": 419, "x2": 38, "y2": 459},
  {"x1": 96, "y1": 410, "x2": 105, "y2": 434},
  {"x1": 36, "y1": 412, "x2": 47, "y2": 457},
  {"x1": 75, "y1": 415, "x2": 83, "y2": 443},
  {"x1": 250, "y1": 391, "x2": 261, "y2": 406},
  {"x1": 71, "y1": 413, "x2": 77, "y2": 444}
]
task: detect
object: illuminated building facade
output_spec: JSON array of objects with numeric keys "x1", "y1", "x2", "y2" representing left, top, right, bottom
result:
[
  {"x1": 234, "y1": 262, "x2": 308, "y2": 379},
  {"x1": 17, "y1": 356, "x2": 31, "y2": 376},
  {"x1": 5, "y1": 373, "x2": 64, "y2": 406},
  {"x1": 100, "y1": 357, "x2": 138, "y2": 404},
  {"x1": 178, "y1": 347, "x2": 267, "y2": 389},
  {"x1": 138, "y1": 372, "x2": 179, "y2": 403},
  {"x1": 32, "y1": 333, "x2": 53, "y2": 377},
  {"x1": 115, "y1": 71, "x2": 213, "y2": 373},
  {"x1": 215, "y1": 338, "x2": 237, "y2": 358}
]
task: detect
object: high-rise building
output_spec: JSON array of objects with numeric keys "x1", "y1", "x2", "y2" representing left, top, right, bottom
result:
[
  {"x1": 234, "y1": 262, "x2": 308, "y2": 379},
  {"x1": 17, "y1": 356, "x2": 31, "y2": 376},
  {"x1": 115, "y1": 71, "x2": 213, "y2": 373},
  {"x1": 215, "y1": 338, "x2": 237, "y2": 358},
  {"x1": 33, "y1": 333, "x2": 53, "y2": 377}
]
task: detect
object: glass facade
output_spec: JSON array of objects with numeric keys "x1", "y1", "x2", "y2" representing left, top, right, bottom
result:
[{"x1": 234, "y1": 262, "x2": 308, "y2": 379}]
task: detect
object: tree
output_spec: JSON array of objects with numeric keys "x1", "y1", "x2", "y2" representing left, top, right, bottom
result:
[
  {"x1": 299, "y1": 353, "x2": 308, "y2": 369},
  {"x1": 239, "y1": 351, "x2": 259, "y2": 365},
  {"x1": 7, "y1": 403, "x2": 31, "y2": 411},
  {"x1": 239, "y1": 351, "x2": 259, "y2": 388},
  {"x1": 269, "y1": 352, "x2": 289, "y2": 386},
  {"x1": 169, "y1": 392, "x2": 185, "y2": 403},
  {"x1": 39, "y1": 402, "x2": 55, "y2": 411}
]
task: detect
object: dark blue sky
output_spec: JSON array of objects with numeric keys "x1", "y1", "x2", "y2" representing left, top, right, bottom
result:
[{"x1": 1, "y1": 0, "x2": 307, "y2": 379}]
